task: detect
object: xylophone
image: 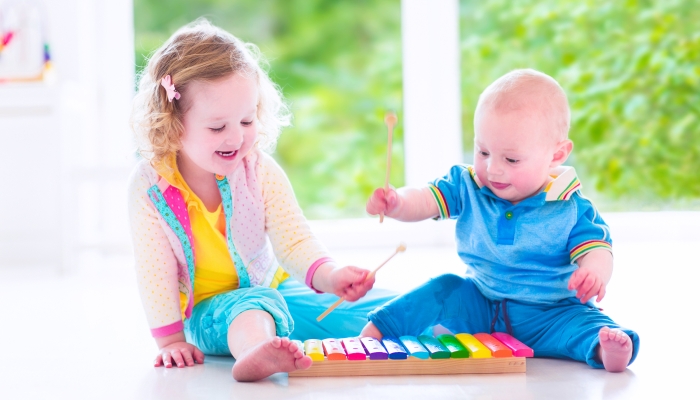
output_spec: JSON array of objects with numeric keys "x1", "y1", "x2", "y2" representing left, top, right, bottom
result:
[{"x1": 288, "y1": 332, "x2": 533, "y2": 377}]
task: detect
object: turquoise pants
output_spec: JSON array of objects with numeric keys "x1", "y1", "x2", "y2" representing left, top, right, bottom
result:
[{"x1": 184, "y1": 279, "x2": 396, "y2": 356}]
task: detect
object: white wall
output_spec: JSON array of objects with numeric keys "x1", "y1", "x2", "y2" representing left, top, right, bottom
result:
[
  {"x1": 0, "y1": 0, "x2": 135, "y2": 271},
  {"x1": 0, "y1": 83, "x2": 62, "y2": 266}
]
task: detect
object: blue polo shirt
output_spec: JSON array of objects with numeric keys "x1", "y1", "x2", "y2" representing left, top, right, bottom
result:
[{"x1": 429, "y1": 165, "x2": 612, "y2": 304}]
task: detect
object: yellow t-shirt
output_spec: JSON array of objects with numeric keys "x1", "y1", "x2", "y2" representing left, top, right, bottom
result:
[
  {"x1": 164, "y1": 163, "x2": 289, "y2": 311},
  {"x1": 191, "y1": 201, "x2": 239, "y2": 305}
]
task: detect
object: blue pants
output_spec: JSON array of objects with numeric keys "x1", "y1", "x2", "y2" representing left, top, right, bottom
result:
[
  {"x1": 185, "y1": 279, "x2": 396, "y2": 355},
  {"x1": 368, "y1": 274, "x2": 640, "y2": 368}
]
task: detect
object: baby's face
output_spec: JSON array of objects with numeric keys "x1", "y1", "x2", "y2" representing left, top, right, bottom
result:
[
  {"x1": 473, "y1": 107, "x2": 559, "y2": 204},
  {"x1": 178, "y1": 73, "x2": 259, "y2": 178}
]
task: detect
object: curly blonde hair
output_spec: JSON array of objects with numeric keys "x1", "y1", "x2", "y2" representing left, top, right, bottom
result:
[{"x1": 131, "y1": 19, "x2": 291, "y2": 167}]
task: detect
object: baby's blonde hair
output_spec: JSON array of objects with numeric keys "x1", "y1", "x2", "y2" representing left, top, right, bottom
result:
[
  {"x1": 475, "y1": 69, "x2": 570, "y2": 142},
  {"x1": 131, "y1": 19, "x2": 291, "y2": 166}
]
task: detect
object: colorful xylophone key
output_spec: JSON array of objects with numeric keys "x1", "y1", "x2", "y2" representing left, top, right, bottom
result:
[
  {"x1": 454, "y1": 333, "x2": 492, "y2": 358},
  {"x1": 492, "y1": 332, "x2": 534, "y2": 357},
  {"x1": 437, "y1": 334, "x2": 470, "y2": 358},
  {"x1": 322, "y1": 338, "x2": 347, "y2": 360},
  {"x1": 303, "y1": 339, "x2": 325, "y2": 361},
  {"x1": 361, "y1": 337, "x2": 389, "y2": 360},
  {"x1": 382, "y1": 337, "x2": 408, "y2": 360},
  {"x1": 473, "y1": 333, "x2": 513, "y2": 358},
  {"x1": 399, "y1": 336, "x2": 429, "y2": 359},
  {"x1": 418, "y1": 335, "x2": 451, "y2": 359},
  {"x1": 341, "y1": 337, "x2": 367, "y2": 360}
]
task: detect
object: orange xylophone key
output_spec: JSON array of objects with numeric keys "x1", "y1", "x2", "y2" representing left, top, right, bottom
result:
[
  {"x1": 322, "y1": 338, "x2": 347, "y2": 361},
  {"x1": 473, "y1": 333, "x2": 513, "y2": 358}
]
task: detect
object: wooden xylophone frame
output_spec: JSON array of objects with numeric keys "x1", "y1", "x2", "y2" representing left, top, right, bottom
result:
[{"x1": 288, "y1": 357, "x2": 527, "y2": 377}]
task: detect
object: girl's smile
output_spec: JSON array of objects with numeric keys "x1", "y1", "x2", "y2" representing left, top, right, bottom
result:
[{"x1": 215, "y1": 150, "x2": 238, "y2": 159}]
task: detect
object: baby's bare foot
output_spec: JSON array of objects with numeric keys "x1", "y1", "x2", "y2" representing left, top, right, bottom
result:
[
  {"x1": 360, "y1": 322, "x2": 384, "y2": 340},
  {"x1": 598, "y1": 327, "x2": 632, "y2": 372},
  {"x1": 232, "y1": 337, "x2": 312, "y2": 382}
]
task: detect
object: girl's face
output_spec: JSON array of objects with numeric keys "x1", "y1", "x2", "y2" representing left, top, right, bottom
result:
[
  {"x1": 178, "y1": 73, "x2": 259, "y2": 179},
  {"x1": 473, "y1": 106, "x2": 569, "y2": 204}
]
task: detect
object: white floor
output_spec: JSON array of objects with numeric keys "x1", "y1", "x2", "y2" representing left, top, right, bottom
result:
[{"x1": 1, "y1": 212, "x2": 697, "y2": 400}]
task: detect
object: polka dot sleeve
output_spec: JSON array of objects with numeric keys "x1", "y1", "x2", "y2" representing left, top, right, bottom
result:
[
  {"x1": 127, "y1": 162, "x2": 184, "y2": 336},
  {"x1": 258, "y1": 153, "x2": 333, "y2": 285}
]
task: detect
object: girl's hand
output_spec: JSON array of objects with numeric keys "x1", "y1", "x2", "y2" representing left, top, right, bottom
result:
[
  {"x1": 328, "y1": 265, "x2": 375, "y2": 302},
  {"x1": 154, "y1": 341, "x2": 205, "y2": 368},
  {"x1": 366, "y1": 187, "x2": 400, "y2": 218}
]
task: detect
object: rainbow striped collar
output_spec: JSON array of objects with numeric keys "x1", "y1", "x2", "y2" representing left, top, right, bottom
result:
[
  {"x1": 466, "y1": 165, "x2": 581, "y2": 202},
  {"x1": 543, "y1": 166, "x2": 581, "y2": 201}
]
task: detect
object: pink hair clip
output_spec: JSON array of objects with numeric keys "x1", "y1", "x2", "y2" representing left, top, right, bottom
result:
[{"x1": 161, "y1": 75, "x2": 181, "y2": 102}]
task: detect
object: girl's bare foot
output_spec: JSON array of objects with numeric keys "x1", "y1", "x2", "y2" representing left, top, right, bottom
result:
[
  {"x1": 598, "y1": 327, "x2": 633, "y2": 372},
  {"x1": 232, "y1": 337, "x2": 312, "y2": 382}
]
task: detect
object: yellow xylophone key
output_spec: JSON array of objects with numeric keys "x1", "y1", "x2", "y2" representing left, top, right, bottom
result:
[
  {"x1": 304, "y1": 339, "x2": 325, "y2": 361},
  {"x1": 455, "y1": 333, "x2": 492, "y2": 358}
]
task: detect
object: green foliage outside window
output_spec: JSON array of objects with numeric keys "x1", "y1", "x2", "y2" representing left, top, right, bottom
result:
[
  {"x1": 134, "y1": 0, "x2": 699, "y2": 218},
  {"x1": 459, "y1": 0, "x2": 700, "y2": 208},
  {"x1": 133, "y1": 0, "x2": 403, "y2": 219}
]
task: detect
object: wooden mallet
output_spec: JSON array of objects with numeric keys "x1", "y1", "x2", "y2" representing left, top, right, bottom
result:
[
  {"x1": 379, "y1": 112, "x2": 397, "y2": 223},
  {"x1": 316, "y1": 242, "x2": 407, "y2": 322}
]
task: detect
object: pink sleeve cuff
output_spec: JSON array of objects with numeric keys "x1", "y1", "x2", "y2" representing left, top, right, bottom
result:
[
  {"x1": 305, "y1": 257, "x2": 334, "y2": 294},
  {"x1": 151, "y1": 320, "x2": 184, "y2": 338}
]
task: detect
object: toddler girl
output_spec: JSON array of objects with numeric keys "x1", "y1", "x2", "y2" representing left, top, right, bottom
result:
[{"x1": 128, "y1": 19, "x2": 394, "y2": 382}]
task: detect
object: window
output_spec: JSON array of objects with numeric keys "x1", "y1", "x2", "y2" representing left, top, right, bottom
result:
[
  {"x1": 458, "y1": 0, "x2": 700, "y2": 210},
  {"x1": 134, "y1": 0, "x2": 405, "y2": 219}
]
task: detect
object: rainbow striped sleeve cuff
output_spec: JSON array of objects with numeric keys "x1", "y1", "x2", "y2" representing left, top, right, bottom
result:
[
  {"x1": 428, "y1": 184, "x2": 449, "y2": 220},
  {"x1": 570, "y1": 240, "x2": 612, "y2": 263}
]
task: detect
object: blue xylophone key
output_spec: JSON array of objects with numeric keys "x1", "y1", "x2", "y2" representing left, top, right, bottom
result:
[
  {"x1": 399, "y1": 336, "x2": 429, "y2": 359},
  {"x1": 382, "y1": 337, "x2": 408, "y2": 360}
]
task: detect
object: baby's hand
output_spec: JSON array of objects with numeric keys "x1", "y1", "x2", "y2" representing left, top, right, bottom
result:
[
  {"x1": 329, "y1": 266, "x2": 375, "y2": 302},
  {"x1": 154, "y1": 341, "x2": 205, "y2": 368},
  {"x1": 366, "y1": 187, "x2": 400, "y2": 218},
  {"x1": 567, "y1": 266, "x2": 607, "y2": 304}
]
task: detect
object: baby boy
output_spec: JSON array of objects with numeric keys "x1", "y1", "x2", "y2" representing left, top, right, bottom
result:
[{"x1": 362, "y1": 69, "x2": 639, "y2": 372}]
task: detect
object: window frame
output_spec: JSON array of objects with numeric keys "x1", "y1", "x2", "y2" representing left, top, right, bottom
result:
[{"x1": 313, "y1": 0, "x2": 462, "y2": 250}]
